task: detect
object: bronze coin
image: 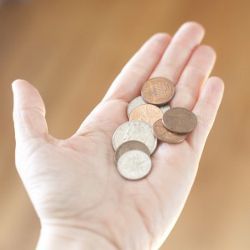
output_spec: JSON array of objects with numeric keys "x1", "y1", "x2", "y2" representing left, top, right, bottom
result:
[
  {"x1": 129, "y1": 104, "x2": 163, "y2": 126},
  {"x1": 153, "y1": 119, "x2": 187, "y2": 144},
  {"x1": 162, "y1": 107, "x2": 197, "y2": 134},
  {"x1": 141, "y1": 77, "x2": 175, "y2": 105}
]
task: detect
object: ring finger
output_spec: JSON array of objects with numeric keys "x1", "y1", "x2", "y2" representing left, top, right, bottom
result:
[{"x1": 171, "y1": 45, "x2": 216, "y2": 110}]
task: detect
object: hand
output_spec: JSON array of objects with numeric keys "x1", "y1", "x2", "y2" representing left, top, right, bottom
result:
[{"x1": 12, "y1": 22, "x2": 224, "y2": 250}]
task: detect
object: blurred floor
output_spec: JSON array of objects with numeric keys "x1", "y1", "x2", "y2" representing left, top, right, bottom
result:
[{"x1": 0, "y1": 0, "x2": 250, "y2": 249}]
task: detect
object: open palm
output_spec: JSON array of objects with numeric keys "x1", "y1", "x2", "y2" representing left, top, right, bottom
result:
[{"x1": 12, "y1": 22, "x2": 224, "y2": 250}]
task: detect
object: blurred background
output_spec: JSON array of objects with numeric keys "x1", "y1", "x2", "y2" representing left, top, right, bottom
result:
[{"x1": 0, "y1": 0, "x2": 249, "y2": 249}]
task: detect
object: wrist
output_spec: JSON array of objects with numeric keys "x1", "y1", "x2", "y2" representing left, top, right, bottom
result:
[{"x1": 36, "y1": 225, "x2": 118, "y2": 250}]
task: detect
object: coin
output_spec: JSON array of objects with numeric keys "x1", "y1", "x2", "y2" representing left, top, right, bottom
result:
[
  {"x1": 112, "y1": 121, "x2": 157, "y2": 154},
  {"x1": 153, "y1": 119, "x2": 187, "y2": 144},
  {"x1": 162, "y1": 107, "x2": 197, "y2": 134},
  {"x1": 129, "y1": 104, "x2": 163, "y2": 126},
  {"x1": 160, "y1": 104, "x2": 170, "y2": 113},
  {"x1": 127, "y1": 96, "x2": 146, "y2": 117},
  {"x1": 141, "y1": 77, "x2": 175, "y2": 105},
  {"x1": 115, "y1": 140, "x2": 150, "y2": 162},
  {"x1": 116, "y1": 145, "x2": 152, "y2": 180}
]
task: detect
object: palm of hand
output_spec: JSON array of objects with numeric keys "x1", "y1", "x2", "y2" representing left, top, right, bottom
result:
[{"x1": 13, "y1": 23, "x2": 224, "y2": 250}]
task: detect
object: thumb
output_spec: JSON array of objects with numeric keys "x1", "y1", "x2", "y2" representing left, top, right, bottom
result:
[{"x1": 12, "y1": 79, "x2": 49, "y2": 143}]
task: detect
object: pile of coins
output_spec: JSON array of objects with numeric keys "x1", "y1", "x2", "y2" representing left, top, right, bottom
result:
[{"x1": 112, "y1": 77, "x2": 197, "y2": 180}]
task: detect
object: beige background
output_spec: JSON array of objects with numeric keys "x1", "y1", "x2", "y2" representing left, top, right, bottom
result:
[{"x1": 0, "y1": 0, "x2": 249, "y2": 249}]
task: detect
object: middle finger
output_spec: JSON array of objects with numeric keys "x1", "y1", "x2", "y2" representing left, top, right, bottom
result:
[{"x1": 150, "y1": 22, "x2": 205, "y2": 82}]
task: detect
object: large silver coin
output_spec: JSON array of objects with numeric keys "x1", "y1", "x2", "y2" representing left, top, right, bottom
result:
[
  {"x1": 127, "y1": 96, "x2": 146, "y2": 117},
  {"x1": 112, "y1": 121, "x2": 157, "y2": 154},
  {"x1": 117, "y1": 148, "x2": 152, "y2": 180}
]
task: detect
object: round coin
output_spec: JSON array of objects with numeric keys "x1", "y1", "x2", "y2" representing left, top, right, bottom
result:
[
  {"x1": 117, "y1": 148, "x2": 152, "y2": 180},
  {"x1": 129, "y1": 104, "x2": 163, "y2": 126},
  {"x1": 115, "y1": 140, "x2": 150, "y2": 162},
  {"x1": 112, "y1": 121, "x2": 157, "y2": 154},
  {"x1": 153, "y1": 119, "x2": 187, "y2": 144},
  {"x1": 127, "y1": 96, "x2": 146, "y2": 117},
  {"x1": 162, "y1": 107, "x2": 197, "y2": 134},
  {"x1": 160, "y1": 104, "x2": 170, "y2": 113},
  {"x1": 141, "y1": 77, "x2": 175, "y2": 105}
]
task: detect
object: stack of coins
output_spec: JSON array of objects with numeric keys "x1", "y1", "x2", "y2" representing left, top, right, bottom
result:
[{"x1": 112, "y1": 77, "x2": 197, "y2": 180}]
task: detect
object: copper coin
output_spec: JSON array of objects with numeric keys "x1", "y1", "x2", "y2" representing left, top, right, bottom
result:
[
  {"x1": 127, "y1": 96, "x2": 146, "y2": 117},
  {"x1": 162, "y1": 107, "x2": 197, "y2": 134},
  {"x1": 129, "y1": 104, "x2": 163, "y2": 126},
  {"x1": 141, "y1": 77, "x2": 175, "y2": 105},
  {"x1": 153, "y1": 119, "x2": 187, "y2": 144}
]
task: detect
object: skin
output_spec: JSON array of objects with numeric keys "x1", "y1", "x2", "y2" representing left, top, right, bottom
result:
[{"x1": 12, "y1": 22, "x2": 224, "y2": 250}]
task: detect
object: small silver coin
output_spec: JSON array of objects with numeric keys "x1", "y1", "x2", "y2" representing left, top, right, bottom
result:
[
  {"x1": 160, "y1": 104, "x2": 170, "y2": 113},
  {"x1": 117, "y1": 149, "x2": 152, "y2": 180},
  {"x1": 115, "y1": 141, "x2": 150, "y2": 162},
  {"x1": 112, "y1": 120, "x2": 157, "y2": 154},
  {"x1": 127, "y1": 96, "x2": 146, "y2": 117}
]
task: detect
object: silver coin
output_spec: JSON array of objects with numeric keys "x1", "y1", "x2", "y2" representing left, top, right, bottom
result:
[
  {"x1": 115, "y1": 141, "x2": 150, "y2": 162},
  {"x1": 127, "y1": 96, "x2": 146, "y2": 117},
  {"x1": 117, "y1": 149, "x2": 152, "y2": 180},
  {"x1": 160, "y1": 104, "x2": 170, "y2": 113},
  {"x1": 112, "y1": 120, "x2": 157, "y2": 154}
]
